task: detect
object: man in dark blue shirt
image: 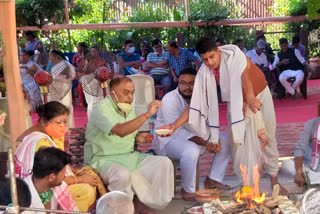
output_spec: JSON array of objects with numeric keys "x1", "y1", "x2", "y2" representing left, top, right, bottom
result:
[{"x1": 118, "y1": 40, "x2": 141, "y2": 76}]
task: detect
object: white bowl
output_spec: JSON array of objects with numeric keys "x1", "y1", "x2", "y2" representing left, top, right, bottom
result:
[{"x1": 155, "y1": 129, "x2": 170, "y2": 135}]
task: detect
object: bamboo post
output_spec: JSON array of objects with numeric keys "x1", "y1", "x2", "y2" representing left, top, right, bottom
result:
[
  {"x1": 63, "y1": 0, "x2": 72, "y2": 52},
  {"x1": 0, "y1": 0, "x2": 26, "y2": 144}
]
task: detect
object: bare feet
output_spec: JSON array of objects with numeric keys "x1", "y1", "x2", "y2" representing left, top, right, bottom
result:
[
  {"x1": 133, "y1": 197, "x2": 155, "y2": 214},
  {"x1": 204, "y1": 177, "x2": 229, "y2": 191},
  {"x1": 182, "y1": 188, "x2": 196, "y2": 201},
  {"x1": 270, "y1": 175, "x2": 288, "y2": 195}
]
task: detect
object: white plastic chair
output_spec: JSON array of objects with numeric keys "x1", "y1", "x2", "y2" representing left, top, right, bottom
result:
[{"x1": 128, "y1": 75, "x2": 155, "y2": 131}]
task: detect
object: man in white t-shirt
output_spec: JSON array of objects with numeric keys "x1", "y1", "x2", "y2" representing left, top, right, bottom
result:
[{"x1": 246, "y1": 40, "x2": 272, "y2": 87}]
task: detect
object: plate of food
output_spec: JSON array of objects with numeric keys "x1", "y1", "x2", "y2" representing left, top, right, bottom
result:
[
  {"x1": 187, "y1": 206, "x2": 203, "y2": 214},
  {"x1": 155, "y1": 129, "x2": 171, "y2": 136}
]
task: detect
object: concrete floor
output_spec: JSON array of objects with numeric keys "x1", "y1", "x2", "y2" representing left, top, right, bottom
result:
[{"x1": 155, "y1": 174, "x2": 305, "y2": 214}]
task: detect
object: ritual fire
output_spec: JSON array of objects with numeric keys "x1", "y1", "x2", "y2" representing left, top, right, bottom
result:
[{"x1": 234, "y1": 163, "x2": 266, "y2": 208}]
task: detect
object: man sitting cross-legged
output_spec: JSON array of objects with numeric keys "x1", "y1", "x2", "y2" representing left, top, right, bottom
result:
[
  {"x1": 23, "y1": 147, "x2": 71, "y2": 213},
  {"x1": 84, "y1": 76, "x2": 174, "y2": 214},
  {"x1": 153, "y1": 68, "x2": 231, "y2": 201}
]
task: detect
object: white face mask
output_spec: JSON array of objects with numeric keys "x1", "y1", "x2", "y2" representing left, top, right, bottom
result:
[
  {"x1": 112, "y1": 91, "x2": 132, "y2": 113},
  {"x1": 127, "y1": 47, "x2": 135, "y2": 54}
]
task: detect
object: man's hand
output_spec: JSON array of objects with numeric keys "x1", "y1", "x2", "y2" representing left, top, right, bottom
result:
[
  {"x1": 246, "y1": 96, "x2": 262, "y2": 113},
  {"x1": 132, "y1": 61, "x2": 141, "y2": 69},
  {"x1": 206, "y1": 140, "x2": 221, "y2": 153},
  {"x1": 147, "y1": 100, "x2": 162, "y2": 116},
  {"x1": 294, "y1": 170, "x2": 305, "y2": 187},
  {"x1": 155, "y1": 125, "x2": 175, "y2": 137},
  {"x1": 136, "y1": 132, "x2": 154, "y2": 143}
]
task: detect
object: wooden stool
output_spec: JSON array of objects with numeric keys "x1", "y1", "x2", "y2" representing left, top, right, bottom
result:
[{"x1": 171, "y1": 157, "x2": 201, "y2": 193}]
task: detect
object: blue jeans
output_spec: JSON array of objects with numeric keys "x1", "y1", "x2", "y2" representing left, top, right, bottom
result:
[{"x1": 151, "y1": 74, "x2": 172, "y2": 97}]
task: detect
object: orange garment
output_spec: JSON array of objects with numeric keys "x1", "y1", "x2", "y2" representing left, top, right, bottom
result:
[{"x1": 242, "y1": 57, "x2": 268, "y2": 100}]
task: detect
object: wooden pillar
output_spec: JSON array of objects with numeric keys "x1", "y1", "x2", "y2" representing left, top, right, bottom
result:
[
  {"x1": 300, "y1": 30, "x2": 309, "y2": 59},
  {"x1": 176, "y1": 33, "x2": 184, "y2": 48},
  {"x1": 0, "y1": 0, "x2": 26, "y2": 144},
  {"x1": 63, "y1": 0, "x2": 72, "y2": 52}
]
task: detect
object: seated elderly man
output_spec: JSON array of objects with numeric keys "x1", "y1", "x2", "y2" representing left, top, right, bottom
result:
[
  {"x1": 273, "y1": 38, "x2": 308, "y2": 96},
  {"x1": 153, "y1": 68, "x2": 231, "y2": 201},
  {"x1": 84, "y1": 76, "x2": 174, "y2": 214},
  {"x1": 246, "y1": 40, "x2": 272, "y2": 87},
  {"x1": 282, "y1": 117, "x2": 320, "y2": 186}
]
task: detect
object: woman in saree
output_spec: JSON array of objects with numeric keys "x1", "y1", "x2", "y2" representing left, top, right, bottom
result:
[
  {"x1": 15, "y1": 101, "x2": 107, "y2": 212},
  {"x1": 48, "y1": 50, "x2": 75, "y2": 129}
]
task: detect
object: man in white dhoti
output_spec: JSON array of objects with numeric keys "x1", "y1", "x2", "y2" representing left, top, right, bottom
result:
[
  {"x1": 273, "y1": 38, "x2": 308, "y2": 96},
  {"x1": 153, "y1": 68, "x2": 231, "y2": 200},
  {"x1": 282, "y1": 117, "x2": 320, "y2": 186},
  {"x1": 84, "y1": 76, "x2": 174, "y2": 214},
  {"x1": 159, "y1": 37, "x2": 288, "y2": 195},
  {"x1": 23, "y1": 147, "x2": 72, "y2": 214}
]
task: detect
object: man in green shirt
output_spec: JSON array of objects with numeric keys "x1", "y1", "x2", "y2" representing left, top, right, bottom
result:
[{"x1": 84, "y1": 76, "x2": 174, "y2": 214}]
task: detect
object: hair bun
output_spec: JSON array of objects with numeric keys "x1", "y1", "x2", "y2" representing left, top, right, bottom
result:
[{"x1": 36, "y1": 105, "x2": 46, "y2": 118}]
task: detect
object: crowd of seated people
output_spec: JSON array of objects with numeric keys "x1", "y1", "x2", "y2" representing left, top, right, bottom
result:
[{"x1": 10, "y1": 30, "x2": 315, "y2": 213}]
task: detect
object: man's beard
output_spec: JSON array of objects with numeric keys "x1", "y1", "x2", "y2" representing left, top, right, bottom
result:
[{"x1": 178, "y1": 89, "x2": 192, "y2": 101}]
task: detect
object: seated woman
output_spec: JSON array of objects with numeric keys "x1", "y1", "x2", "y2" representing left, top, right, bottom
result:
[
  {"x1": 48, "y1": 50, "x2": 75, "y2": 129},
  {"x1": 15, "y1": 101, "x2": 106, "y2": 212}
]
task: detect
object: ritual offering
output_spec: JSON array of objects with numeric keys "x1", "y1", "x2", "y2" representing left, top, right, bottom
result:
[
  {"x1": 155, "y1": 129, "x2": 171, "y2": 136},
  {"x1": 195, "y1": 189, "x2": 220, "y2": 204},
  {"x1": 187, "y1": 206, "x2": 203, "y2": 214}
]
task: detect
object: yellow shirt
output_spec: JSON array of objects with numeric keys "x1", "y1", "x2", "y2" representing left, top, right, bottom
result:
[{"x1": 35, "y1": 137, "x2": 65, "y2": 152}]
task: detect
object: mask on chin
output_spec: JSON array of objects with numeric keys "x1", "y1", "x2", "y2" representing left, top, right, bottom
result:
[{"x1": 112, "y1": 91, "x2": 132, "y2": 114}]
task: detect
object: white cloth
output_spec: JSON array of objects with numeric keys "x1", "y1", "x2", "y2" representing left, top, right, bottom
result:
[
  {"x1": 282, "y1": 159, "x2": 320, "y2": 185},
  {"x1": 189, "y1": 45, "x2": 247, "y2": 144},
  {"x1": 23, "y1": 175, "x2": 58, "y2": 214},
  {"x1": 84, "y1": 91, "x2": 104, "y2": 120},
  {"x1": 272, "y1": 48, "x2": 306, "y2": 69},
  {"x1": 279, "y1": 69, "x2": 304, "y2": 95},
  {"x1": 100, "y1": 155, "x2": 174, "y2": 210},
  {"x1": 232, "y1": 108, "x2": 265, "y2": 186},
  {"x1": 153, "y1": 88, "x2": 231, "y2": 193},
  {"x1": 246, "y1": 49, "x2": 269, "y2": 68},
  {"x1": 47, "y1": 89, "x2": 75, "y2": 129},
  {"x1": 228, "y1": 86, "x2": 279, "y2": 176}
]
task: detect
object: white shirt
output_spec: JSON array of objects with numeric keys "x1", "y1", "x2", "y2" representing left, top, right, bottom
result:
[
  {"x1": 272, "y1": 48, "x2": 306, "y2": 69},
  {"x1": 153, "y1": 88, "x2": 195, "y2": 155},
  {"x1": 246, "y1": 49, "x2": 268, "y2": 68}
]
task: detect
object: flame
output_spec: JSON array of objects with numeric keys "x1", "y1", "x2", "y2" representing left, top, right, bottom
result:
[{"x1": 235, "y1": 163, "x2": 265, "y2": 207}]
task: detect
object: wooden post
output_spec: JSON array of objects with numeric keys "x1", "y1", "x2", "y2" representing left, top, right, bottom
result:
[
  {"x1": 177, "y1": 33, "x2": 184, "y2": 48},
  {"x1": 185, "y1": 0, "x2": 189, "y2": 22},
  {"x1": 63, "y1": 0, "x2": 72, "y2": 52},
  {"x1": 300, "y1": 30, "x2": 309, "y2": 59},
  {"x1": 0, "y1": 0, "x2": 26, "y2": 144}
]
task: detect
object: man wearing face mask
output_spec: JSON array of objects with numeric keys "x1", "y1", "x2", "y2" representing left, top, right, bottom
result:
[
  {"x1": 84, "y1": 76, "x2": 174, "y2": 214},
  {"x1": 153, "y1": 68, "x2": 231, "y2": 201},
  {"x1": 118, "y1": 40, "x2": 141, "y2": 76},
  {"x1": 146, "y1": 39, "x2": 171, "y2": 96}
]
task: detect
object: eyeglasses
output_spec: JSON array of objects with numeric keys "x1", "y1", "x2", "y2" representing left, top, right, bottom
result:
[
  {"x1": 48, "y1": 120, "x2": 67, "y2": 126},
  {"x1": 178, "y1": 81, "x2": 194, "y2": 87}
]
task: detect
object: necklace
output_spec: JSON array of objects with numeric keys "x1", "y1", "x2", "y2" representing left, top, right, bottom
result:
[{"x1": 38, "y1": 189, "x2": 53, "y2": 205}]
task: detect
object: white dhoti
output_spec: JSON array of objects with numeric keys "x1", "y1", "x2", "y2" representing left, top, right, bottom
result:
[
  {"x1": 84, "y1": 91, "x2": 104, "y2": 120},
  {"x1": 163, "y1": 133, "x2": 231, "y2": 193},
  {"x1": 100, "y1": 155, "x2": 174, "y2": 210},
  {"x1": 48, "y1": 89, "x2": 75, "y2": 129},
  {"x1": 279, "y1": 69, "x2": 304, "y2": 95},
  {"x1": 229, "y1": 86, "x2": 279, "y2": 176}
]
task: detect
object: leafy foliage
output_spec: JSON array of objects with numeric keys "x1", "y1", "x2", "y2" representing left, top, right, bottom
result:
[{"x1": 16, "y1": 0, "x2": 65, "y2": 27}]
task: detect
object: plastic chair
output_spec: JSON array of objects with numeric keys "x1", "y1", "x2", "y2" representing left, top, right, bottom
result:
[{"x1": 128, "y1": 75, "x2": 155, "y2": 131}]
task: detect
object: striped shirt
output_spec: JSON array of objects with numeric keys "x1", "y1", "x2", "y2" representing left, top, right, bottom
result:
[
  {"x1": 168, "y1": 48, "x2": 197, "y2": 76},
  {"x1": 147, "y1": 51, "x2": 170, "y2": 75}
]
